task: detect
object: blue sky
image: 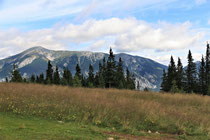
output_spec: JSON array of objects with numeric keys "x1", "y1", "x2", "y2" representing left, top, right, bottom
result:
[{"x1": 0, "y1": 0, "x2": 210, "y2": 65}]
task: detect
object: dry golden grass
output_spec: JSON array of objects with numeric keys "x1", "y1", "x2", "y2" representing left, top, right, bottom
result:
[{"x1": 0, "y1": 83, "x2": 210, "y2": 137}]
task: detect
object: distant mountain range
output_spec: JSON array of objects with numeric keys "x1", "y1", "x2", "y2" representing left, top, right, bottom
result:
[{"x1": 0, "y1": 47, "x2": 167, "y2": 91}]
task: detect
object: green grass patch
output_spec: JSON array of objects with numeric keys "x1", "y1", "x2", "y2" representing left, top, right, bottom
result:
[{"x1": 0, "y1": 112, "x2": 107, "y2": 140}]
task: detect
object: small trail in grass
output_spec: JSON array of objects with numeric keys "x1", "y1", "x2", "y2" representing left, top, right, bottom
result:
[{"x1": 103, "y1": 131, "x2": 177, "y2": 140}]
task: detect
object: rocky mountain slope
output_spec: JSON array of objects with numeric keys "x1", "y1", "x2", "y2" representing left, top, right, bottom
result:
[{"x1": 0, "y1": 46, "x2": 167, "y2": 90}]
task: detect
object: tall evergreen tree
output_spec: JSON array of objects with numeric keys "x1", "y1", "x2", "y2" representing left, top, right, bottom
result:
[
  {"x1": 199, "y1": 56, "x2": 206, "y2": 95},
  {"x1": 75, "y1": 64, "x2": 82, "y2": 80},
  {"x1": 106, "y1": 48, "x2": 116, "y2": 88},
  {"x1": 126, "y1": 68, "x2": 135, "y2": 89},
  {"x1": 116, "y1": 57, "x2": 125, "y2": 89},
  {"x1": 53, "y1": 66, "x2": 60, "y2": 85},
  {"x1": 10, "y1": 64, "x2": 22, "y2": 83},
  {"x1": 62, "y1": 67, "x2": 73, "y2": 86},
  {"x1": 160, "y1": 69, "x2": 168, "y2": 92},
  {"x1": 186, "y1": 50, "x2": 197, "y2": 93},
  {"x1": 205, "y1": 43, "x2": 210, "y2": 95},
  {"x1": 167, "y1": 56, "x2": 177, "y2": 91},
  {"x1": 73, "y1": 64, "x2": 82, "y2": 87},
  {"x1": 88, "y1": 64, "x2": 95, "y2": 87},
  {"x1": 46, "y1": 61, "x2": 53, "y2": 84},
  {"x1": 176, "y1": 57, "x2": 184, "y2": 90},
  {"x1": 30, "y1": 74, "x2": 36, "y2": 83},
  {"x1": 96, "y1": 62, "x2": 105, "y2": 88}
]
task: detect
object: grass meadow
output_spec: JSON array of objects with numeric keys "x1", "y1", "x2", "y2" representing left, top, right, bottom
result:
[{"x1": 0, "y1": 83, "x2": 210, "y2": 139}]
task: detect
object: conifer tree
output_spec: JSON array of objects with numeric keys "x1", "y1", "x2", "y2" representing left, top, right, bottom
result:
[
  {"x1": 170, "y1": 80, "x2": 179, "y2": 93},
  {"x1": 46, "y1": 61, "x2": 53, "y2": 84},
  {"x1": 160, "y1": 69, "x2": 168, "y2": 92},
  {"x1": 88, "y1": 64, "x2": 94, "y2": 87},
  {"x1": 53, "y1": 66, "x2": 60, "y2": 85},
  {"x1": 73, "y1": 75, "x2": 82, "y2": 87},
  {"x1": 205, "y1": 43, "x2": 210, "y2": 94},
  {"x1": 199, "y1": 56, "x2": 206, "y2": 95},
  {"x1": 106, "y1": 48, "x2": 116, "y2": 88},
  {"x1": 81, "y1": 74, "x2": 87, "y2": 87},
  {"x1": 73, "y1": 64, "x2": 82, "y2": 87},
  {"x1": 186, "y1": 50, "x2": 197, "y2": 93},
  {"x1": 126, "y1": 68, "x2": 135, "y2": 89},
  {"x1": 116, "y1": 57, "x2": 125, "y2": 89},
  {"x1": 176, "y1": 57, "x2": 184, "y2": 90},
  {"x1": 62, "y1": 68, "x2": 73, "y2": 86},
  {"x1": 98, "y1": 62, "x2": 105, "y2": 88},
  {"x1": 10, "y1": 64, "x2": 22, "y2": 83},
  {"x1": 167, "y1": 56, "x2": 176, "y2": 91},
  {"x1": 30, "y1": 74, "x2": 36, "y2": 83},
  {"x1": 75, "y1": 64, "x2": 82, "y2": 80},
  {"x1": 39, "y1": 73, "x2": 44, "y2": 84}
]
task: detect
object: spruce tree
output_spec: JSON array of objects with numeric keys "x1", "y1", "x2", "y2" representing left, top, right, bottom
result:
[
  {"x1": 126, "y1": 68, "x2": 135, "y2": 89},
  {"x1": 81, "y1": 74, "x2": 87, "y2": 87},
  {"x1": 170, "y1": 80, "x2": 179, "y2": 93},
  {"x1": 46, "y1": 61, "x2": 53, "y2": 84},
  {"x1": 98, "y1": 62, "x2": 105, "y2": 88},
  {"x1": 73, "y1": 75, "x2": 82, "y2": 87},
  {"x1": 73, "y1": 64, "x2": 82, "y2": 87},
  {"x1": 30, "y1": 74, "x2": 36, "y2": 83},
  {"x1": 160, "y1": 69, "x2": 168, "y2": 92},
  {"x1": 186, "y1": 50, "x2": 197, "y2": 93},
  {"x1": 75, "y1": 64, "x2": 82, "y2": 80},
  {"x1": 176, "y1": 58, "x2": 184, "y2": 90},
  {"x1": 199, "y1": 56, "x2": 206, "y2": 95},
  {"x1": 53, "y1": 66, "x2": 60, "y2": 85},
  {"x1": 205, "y1": 43, "x2": 210, "y2": 94},
  {"x1": 10, "y1": 64, "x2": 22, "y2": 83},
  {"x1": 88, "y1": 64, "x2": 94, "y2": 87},
  {"x1": 116, "y1": 57, "x2": 125, "y2": 89},
  {"x1": 106, "y1": 48, "x2": 116, "y2": 88},
  {"x1": 62, "y1": 68, "x2": 73, "y2": 86},
  {"x1": 39, "y1": 73, "x2": 44, "y2": 84},
  {"x1": 167, "y1": 56, "x2": 176, "y2": 91}
]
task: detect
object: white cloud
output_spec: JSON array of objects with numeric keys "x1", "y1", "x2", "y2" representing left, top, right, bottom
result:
[
  {"x1": 0, "y1": 18, "x2": 205, "y2": 64},
  {"x1": 114, "y1": 21, "x2": 204, "y2": 52}
]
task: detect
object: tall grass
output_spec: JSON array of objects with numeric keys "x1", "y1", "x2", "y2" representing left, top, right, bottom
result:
[{"x1": 0, "y1": 83, "x2": 210, "y2": 137}]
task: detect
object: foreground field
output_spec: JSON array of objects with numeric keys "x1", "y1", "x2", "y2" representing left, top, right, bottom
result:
[{"x1": 0, "y1": 83, "x2": 210, "y2": 139}]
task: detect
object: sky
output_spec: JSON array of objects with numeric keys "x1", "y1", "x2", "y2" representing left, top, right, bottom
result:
[{"x1": 0, "y1": 0, "x2": 210, "y2": 65}]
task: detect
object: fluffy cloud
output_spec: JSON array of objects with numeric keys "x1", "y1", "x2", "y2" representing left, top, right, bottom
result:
[
  {"x1": 0, "y1": 18, "x2": 205, "y2": 63},
  {"x1": 114, "y1": 21, "x2": 204, "y2": 52}
]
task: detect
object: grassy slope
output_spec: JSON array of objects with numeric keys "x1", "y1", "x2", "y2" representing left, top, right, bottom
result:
[
  {"x1": 0, "y1": 113, "x2": 109, "y2": 140},
  {"x1": 0, "y1": 83, "x2": 210, "y2": 139}
]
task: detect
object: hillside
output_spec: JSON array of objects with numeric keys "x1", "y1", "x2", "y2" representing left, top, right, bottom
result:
[
  {"x1": 0, "y1": 83, "x2": 210, "y2": 139},
  {"x1": 0, "y1": 47, "x2": 167, "y2": 90}
]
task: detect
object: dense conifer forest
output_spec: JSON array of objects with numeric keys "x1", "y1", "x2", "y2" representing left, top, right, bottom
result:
[
  {"x1": 8, "y1": 48, "x2": 136, "y2": 90},
  {"x1": 161, "y1": 43, "x2": 210, "y2": 95}
]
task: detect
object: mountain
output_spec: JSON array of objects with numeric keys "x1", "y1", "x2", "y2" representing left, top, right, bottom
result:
[{"x1": 0, "y1": 46, "x2": 167, "y2": 91}]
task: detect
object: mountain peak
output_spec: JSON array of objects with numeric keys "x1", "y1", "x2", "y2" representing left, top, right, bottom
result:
[
  {"x1": 21, "y1": 46, "x2": 52, "y2": 55},
  {"x1": 26, "y1": 46, "x2": 49, "y2": 51}
]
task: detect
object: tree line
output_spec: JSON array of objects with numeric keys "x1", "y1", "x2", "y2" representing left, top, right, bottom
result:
[
  {"x1": 161, "y1": 43, "x2": 210, "y2": 95},
  {"x1": 8, "y1": 48, "x2": 136, "y2": 90}
]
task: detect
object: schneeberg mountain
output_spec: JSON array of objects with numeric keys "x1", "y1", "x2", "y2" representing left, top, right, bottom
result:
[{"x1": 0, "y1": 47, "x2": 167, "y2": 91}]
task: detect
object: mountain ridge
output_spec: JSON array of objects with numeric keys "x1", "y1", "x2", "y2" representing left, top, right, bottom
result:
[{"x1": 0, "y1": 46, "x2": 167, "y2": 90}]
